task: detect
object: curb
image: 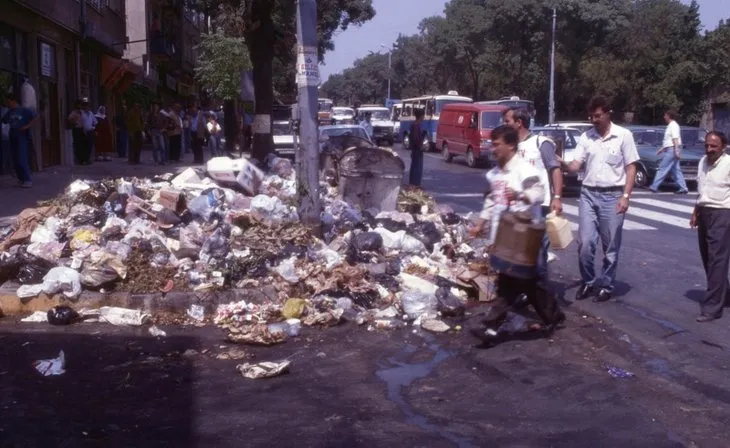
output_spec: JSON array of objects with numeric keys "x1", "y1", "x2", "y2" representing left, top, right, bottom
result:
[{"x1": 0, "y1": 283, "x2": 280, "y2": 317}]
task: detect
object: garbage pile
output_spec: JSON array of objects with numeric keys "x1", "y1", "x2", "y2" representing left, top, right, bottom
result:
[{"x1": 1, "y1": 153, "x2": 499, "y2": 339}]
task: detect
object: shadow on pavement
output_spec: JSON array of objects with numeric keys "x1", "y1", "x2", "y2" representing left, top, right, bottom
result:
[{"x1": 0, "y1": 329, "x2": 197, "y2": 446}]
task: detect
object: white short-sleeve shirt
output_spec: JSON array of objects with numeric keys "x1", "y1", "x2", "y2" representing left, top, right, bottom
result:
[
  {"x1": 662, "y1": 120, "x2": 681, "y2": 149},
  {"x1": 573, "y1": 123, "x2": 640, "y2": 188}
]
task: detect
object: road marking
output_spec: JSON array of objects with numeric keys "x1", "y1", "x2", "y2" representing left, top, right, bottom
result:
[
  {"x1": 561, "y1": 204, "x2": 657, "y2": 230},
  {"x1": 630, "y1": 198, "x2": 695, "y2": 215}
]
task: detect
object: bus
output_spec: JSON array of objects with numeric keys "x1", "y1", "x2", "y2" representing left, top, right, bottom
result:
[
  {"x1": 317, "y1": 98, "x2": 334, "y2": 125},
  {"x1": 399, "y1": 92, "x2": 473, "y2": 151},
  {"x1": 477, "y1": 96, "x2": 535, "y2": 128}
]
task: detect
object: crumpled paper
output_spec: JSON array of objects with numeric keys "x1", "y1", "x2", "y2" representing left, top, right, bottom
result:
[
  {"x1": 98, "y1": 306, "x2": 150, "y2": 326},
  {"x1": 33, "y1": 350, "x2": 66, "y2": 376},
  {"x1": 236, "y1": 360, "x2": 291, "y2": 379},
  {"x1": 226, "y1": 323, "x2": 288, "y2": 346}
]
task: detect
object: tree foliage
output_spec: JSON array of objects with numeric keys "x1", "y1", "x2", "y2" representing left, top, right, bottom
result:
[
  {"x1": 322, "y1": 0, "x2": 719, "y2": 125},
  {"x1": 194, "y1": 31, "x2": 252, "y2": 100}
]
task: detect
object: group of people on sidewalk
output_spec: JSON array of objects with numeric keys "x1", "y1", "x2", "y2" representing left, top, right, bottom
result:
[{"x1": 406, "y1": 95, "x2": 730, "y2": 338}]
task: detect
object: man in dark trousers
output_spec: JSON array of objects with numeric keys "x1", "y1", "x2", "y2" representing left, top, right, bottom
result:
[
  {"x1": 1, "y1": 93, "x2": 38, "y2": 187},
  {"x1": 691, "y1": 131, "x2": 730, "y2": 322},
  {"x1": 408, "y1": 108, "x2": 425, "y2": 186}
]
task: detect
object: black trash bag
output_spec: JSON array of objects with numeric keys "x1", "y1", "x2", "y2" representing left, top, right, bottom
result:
[
  {"x1": 436, "y1": 286, "x2": 466, "y2": 317},
  {"x1": 353, "y1": 232, "x2": 383, "y2": 253},
  {"x1": 246, "y1": 252, "x2": 279, "y2": 278},
  {"x1": 385, "y1": 259, "x2": 401, "y2": 275},
  {"x1": 0, "y1": 252, "x2": 22, "y2": 284},
  {"x1": 17, "y1": 256, "x2": 55, "y2": 284},
  {"x1": 47, "y1": 305, "x2": 80, "y2": 326},
  {"x1": 441, "y1": 212, "x2": 462, "y2": 226},
  {"x1": 407, "y1": 221, "x2": 443, "y2": 253},
  {"x1": 71, "y1": 208, "x2": 106, "y2": 228}
]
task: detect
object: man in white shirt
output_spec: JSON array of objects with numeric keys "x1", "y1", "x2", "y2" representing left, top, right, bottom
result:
[
  {"x1": 469, "y1": 125, "x2": 565, "y2": 336},
  {"x1": 504, "y1": 108, "x2": 564, "y2": 285},
  {"x1": 649, "y1": 109, "x2": 688, "y2": 194},
  {"x1": 690, "y1": 131, "x2": 730, "y2": 322},
  {"x1": 359, "y1": 112, "x2": 373, "y2": 140},
  {"x1": 562, "y1": 96, "x2": 640, "y2": 303}
]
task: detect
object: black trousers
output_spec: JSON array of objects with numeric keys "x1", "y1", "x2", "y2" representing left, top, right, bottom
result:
[
  {"x1": 72, "y1": 128, "x2": 90, "y2": 164},
  {"x1": 497, "y1": 273, "x2": 565, "y2": 326},
  {"x1": 192, "y1": 136, "x2": 204, "y2": 164},
  {"x1": 169, "y1": 134, "x2": 182, "y2": 162},
  {"x1": 697, "y1": 206, "x2": 730, "y2": 318}
]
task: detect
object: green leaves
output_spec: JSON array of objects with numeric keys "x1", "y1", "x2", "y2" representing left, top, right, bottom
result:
[{"x1": 194, "y1": 31, "x2": 252, "y2": 101}]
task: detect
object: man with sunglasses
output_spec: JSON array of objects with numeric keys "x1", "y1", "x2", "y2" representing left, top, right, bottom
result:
[
  {"x1": 562, "y1": 96, "x2": 640, "y2": 302},
  {"x1": 690, "y1": 131, "x2": 730, "y2": 322}
]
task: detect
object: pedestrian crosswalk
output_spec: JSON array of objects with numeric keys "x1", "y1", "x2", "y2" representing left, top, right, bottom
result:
[{"x1": 560, "y1": 191, "x2": 697, "y2": 231}]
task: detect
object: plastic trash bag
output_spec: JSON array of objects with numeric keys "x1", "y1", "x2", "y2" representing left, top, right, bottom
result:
[
  {"x1": 400, "y1": 290, "x2": 438, "y2": 320},
  {"x1": 275, "y1": 256, "x2": 300, "y2": 283},
  {"x1": 407, "y1": 221, "x2": 442, "y2": 253},
  {"x1": 441, "y1": 212, "x2": 462, "y2": 226},
  {"x1": 353, "y1": 232, "x2": 383, "y2": 252},
  {"x1": 26, "y1": 242, "x2": 65, "y2": 264},
  {"x1": 250, "y1": 195, "x2": 299, "y2": 225},
  {"x1": 18, "y1": 255, "x2": 55, "y2": 284},
  {"x1": 179, "y1": 222, "x2": 205, "y2": 251},
  {"x1": 436, "y1": 286, "x2": 466, "y2": 317},
  {"x1": 30, "y1": 217, "x2": 62, "y2": 243},
  {"x1": 199, "y1": 228, "x2": 230, "y2": 264},
  {"x1": 41, "y1": 267, "x2": 82, "y2": 299},
  {"x1": 47, "y1": 305, "x2": 80, "y2": 326},
  {"x1": 188, "y1": 189, "x2": 224, "y2": 222}
]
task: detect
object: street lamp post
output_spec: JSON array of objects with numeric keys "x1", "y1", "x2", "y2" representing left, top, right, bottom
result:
[
  {"x1": 549, "y1": 7, "x2": 557, "y2": 124},
  {"x1": 380, "y1": 43, "x2": 391, "y2": 102}
]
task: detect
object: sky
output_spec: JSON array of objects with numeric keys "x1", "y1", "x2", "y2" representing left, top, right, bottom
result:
[{"x1": 319, "y1": 0, "x2": 727, "y2": 82}]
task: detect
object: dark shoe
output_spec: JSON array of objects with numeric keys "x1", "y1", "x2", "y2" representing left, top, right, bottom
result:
[
  {"x1": 575, "y1": 284, "x2": 593, "y2": 301},
  {"x1": 696, "y1": 314, "x2": 720, "y2": 323},
  {"x1": 675, "y1": 190, "x2": 689, "y2": 195},
  {"x1": 593, "y1": 288, "x2": 612, "y2": 303}
]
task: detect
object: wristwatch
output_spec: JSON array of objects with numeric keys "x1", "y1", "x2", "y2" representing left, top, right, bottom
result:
[
  {"x1": 622, "y1": 193, "x2": 630, "y2": 199},
  {"x1": 553, "y1": 195, "x2": 561, "y2": 199}
]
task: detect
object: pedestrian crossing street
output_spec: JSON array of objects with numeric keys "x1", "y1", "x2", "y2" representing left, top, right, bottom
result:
[{"x1": 561, "y1": 191, "x2": 697, "y2": 231}]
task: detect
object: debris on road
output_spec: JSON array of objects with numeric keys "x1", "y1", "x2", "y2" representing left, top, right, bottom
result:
[
  {"x1": 33, "y1": 350, "x2": 66, "y2": 376},
  {"x1": 606, "y1": 366, "x2": 635, "y2": 379},
  {"x1": 236, "y1": 359, "x2": 292, "y2": 379}
]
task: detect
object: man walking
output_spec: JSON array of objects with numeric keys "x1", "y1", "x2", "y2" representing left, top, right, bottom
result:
[
  {"x1": 126, "y1": 103, "x2": 144, "y2": 165},
  {"x1": 408, "y1": 108, "x2": 425, "y2": 186},
  {"x1": 649, "y1": 109, "x2": 688, "y2": 194},
  {"x1": 690, "y1": 131, "x2": 730, "y2": 322},
  {"x1": 188, "y1": 103, "x2": 206, "y2": 164},
  {"x1": 504, "y1": 108, "x2": 564, "y2": 284},
  {"x1": 1, "y1": 93, "x2": 37, "y2": 187},
  {"x1": 562, "y1": 96, "x2": 640, "y2": 302}
]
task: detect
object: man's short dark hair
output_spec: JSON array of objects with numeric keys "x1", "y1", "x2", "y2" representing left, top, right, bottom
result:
[
  {"x1": 491, "y1": 124, "x2": 518, "y2": 148},
  {"x1": 506, "y1": 108, "x2": 531, "y2": 129},
  {"x1": 588, "y1": 96, "x2": 612, "y2": 114},
  {"x1": 665, "y1": 109, "x2": 678, "y2": 120},
  {"x1": 6, "y1": 93, "x2": 18, "y2": 103},
  {"x1": 707, "y1": 130, "x2": 728, "y2": 147},
  {"x1": 414, "y1": 108, "x2": 424, "y2": 119}
]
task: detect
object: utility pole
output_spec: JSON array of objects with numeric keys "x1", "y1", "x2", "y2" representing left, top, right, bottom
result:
[
  {"x1": 549, "y1": 7, "x2": 557, "y2": 124},
  {"x1": 380, "y1": 44, "x2": 391, "y2": 102},
  {"x1": 295, "y1": 0, "x2": 321, "y2": 227}
]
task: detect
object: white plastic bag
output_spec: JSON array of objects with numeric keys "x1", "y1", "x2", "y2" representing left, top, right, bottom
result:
[
  {"x1": 250, "y1": 195, "x2": 298, "y2": 225},
  {"x1": 41, "y1": 267, "x2": 82, "y2": 299}
]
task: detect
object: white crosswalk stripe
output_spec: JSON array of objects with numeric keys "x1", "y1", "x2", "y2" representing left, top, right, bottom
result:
[{"x1": 561, "y1": 204, "x2": 656, "y2": 230}]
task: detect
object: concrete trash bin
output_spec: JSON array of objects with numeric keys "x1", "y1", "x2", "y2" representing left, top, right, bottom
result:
[{"x1": 338, "y1": 147, "x2": 405, "y2": 213}]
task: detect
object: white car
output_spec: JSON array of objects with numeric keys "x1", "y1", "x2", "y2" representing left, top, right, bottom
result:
[
  {"x1": 331, "y1": 107, "x2": 356, "y2": 125},
  {"x1": 357, "y1": 106, "x2": 395, "y2": 146},
  {"x1": 532, "y1": 126, "x2": 585, "y2": 186},
  {"x1": 544, "y1": 121, "x2": 593, "y2": 134},
  {"x1": 273, "y1": 120, "x2": 296, "y2": 157}
]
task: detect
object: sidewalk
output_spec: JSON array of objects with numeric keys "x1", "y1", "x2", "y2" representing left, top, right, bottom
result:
[{"x1": 0, "y1": 148, "x2": 203, "y2": 226}]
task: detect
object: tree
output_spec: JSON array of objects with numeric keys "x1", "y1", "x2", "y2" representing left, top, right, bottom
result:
[
  {"x1": 194, "y1": 31, "x2": 252, "y2": 100},
  {"x1": 200, "y1": 0, "x2": 375, "y2": 162}
]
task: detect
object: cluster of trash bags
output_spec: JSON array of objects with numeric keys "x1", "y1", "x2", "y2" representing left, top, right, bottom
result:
[{"x1": 0, "y1": 153, "x2": 501, "y2": 338}]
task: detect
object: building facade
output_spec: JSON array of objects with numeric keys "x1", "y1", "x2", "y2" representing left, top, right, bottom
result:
[
  {"x1": 1, "y1": 0, "x2": 138, "y2": 168},
  {"x1": 124, "y1": 0, "x2": 204, "y2": 108}
]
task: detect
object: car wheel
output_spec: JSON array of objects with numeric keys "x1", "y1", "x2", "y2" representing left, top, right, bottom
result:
[
  {"x1": 466, "y1": 148, "x2": 476, "y2": 168},
  {"x1": 635, "y1": 167, "x2": 649, "y2": 188},
  {"x1": 442, "y1": 143, "x2": 453, "y2": 163},
  {"x1": 422, "y1": 135, "x2": 431, "y2": 152},
  {"x1": 403, "y1": 134, "x2": 410, "y2": 150}
]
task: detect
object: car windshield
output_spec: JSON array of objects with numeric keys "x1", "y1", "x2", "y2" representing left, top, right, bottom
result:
[
  {"x1": 333, "y1": 108, "x2": 354, "y2": 117},
  {"x1": 633, "y1": 130, "x2": 663, "y2": 146},
  {"x1": 273, "y1": 122, "x2": 291, "y2": 136},
  {"x1": 362, "y1": 110, "x2": 389, "y2": 120},
  {"x1": 681, "y1": 129, "x2": 706, "y2": 144},
  {"x1": 481, "y1": 111, "x2": 503, "y2": 129},
  {"x1": 321, "y1": 127, "x2": 369, "y2": 140},
  {"x1": 534, "y1": 129, "x2": 579, "y2": 149}
]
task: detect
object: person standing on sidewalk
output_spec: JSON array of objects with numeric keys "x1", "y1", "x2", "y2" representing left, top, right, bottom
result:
[
  {"x1": 94, "y1": 106, "x2": 114, "y2": 161},
  {"x1": 188, "y1": 104, "x2": 206, "y2": 164},
  {"x1": 147, "y1": 102, "x2": 167, "y2": 165},
  {"x1": 206, "y1": 114, "x2": 222, "y2": 158},
  {"x1": 408, "y1": 108, "x2": 425, "y2": 186},
  {"x1": 80, "y1": 99, "x2": 97, "y2": 163},
  {"x1": 649, "y1": 109, "x2": 688, "y2": 194},
  {"x1": 690, "y1": 131, "x2": 730, "y2": 322},
  {"x1": 562, "y1": 96, "x2": 640, "y2": 303},
  {"x1": 115, "y1": 101, "x2": 128, "y2": 159},
  {"x1": 126, "y1": 103, "x2": 144, "y2": 165},
  {"x1": 1, "y1": 93, "x2": 37, "y2": 188},
  {"x1": 504, "y1": 108, "x2": 564, "y2": 284},
  {"x1": 167, "y1": 103, "x2": 183, "y2": 162},
  {"x1": 67, "y1": 99, "x2": 88, "y2": 165}
]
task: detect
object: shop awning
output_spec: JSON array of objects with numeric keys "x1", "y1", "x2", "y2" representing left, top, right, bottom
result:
[{"x1": 101, "y1": 55, "x2": 142, "y2": 93}]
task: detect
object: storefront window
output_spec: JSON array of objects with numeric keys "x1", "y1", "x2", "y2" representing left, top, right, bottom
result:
[{"x1": 0, "y1": 27, "x2": 15, "y2": 72}]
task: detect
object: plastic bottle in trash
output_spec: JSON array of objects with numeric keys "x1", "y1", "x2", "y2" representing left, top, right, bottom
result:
[{"x1": 401, "y1": 290, "x2": 437, "y2": 320}]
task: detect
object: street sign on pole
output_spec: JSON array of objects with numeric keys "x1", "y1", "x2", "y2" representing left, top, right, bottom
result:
[
  {"x1": 295, "y1": 0, "x2": 321, "y2": 227},
  {"x1": 549, "y1": 7, "x2": 557, "y2": 125}
]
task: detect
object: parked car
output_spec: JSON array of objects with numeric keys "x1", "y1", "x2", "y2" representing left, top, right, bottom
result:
[
  {"x1": 319, "y1": 124, "x2": 374, "y2": 148},
  {"x1": 532, "y1": 126, "x2": 585, "y2": 186},
  {"x1": 438, "y1": 103, "x2": 508, "y2": 168},
  {"x1": 626, "y1": 125, "x2": 703, "y2": 188},
  {"x1": 272, "y1": 120, "x2": 296, "y2": 157},
  {"x1": 331, "y1": 107, "x2": 356, "y2": 125},
  {"x1": 544, "y1": 121, "x2": 593, "y2": 134}
]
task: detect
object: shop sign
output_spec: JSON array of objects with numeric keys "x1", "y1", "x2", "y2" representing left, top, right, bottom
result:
[{"x1": 40, "y1": 43, "x2": 55, "y2": 78}]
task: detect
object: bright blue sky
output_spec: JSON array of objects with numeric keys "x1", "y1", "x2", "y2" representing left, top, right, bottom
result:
[{"x1": 320, "y1": 0, "x2": 727, "y2": 81}]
